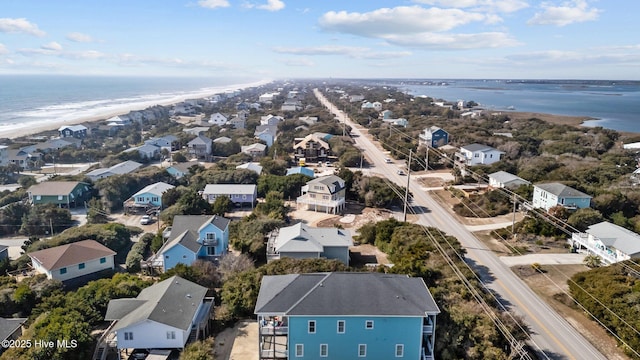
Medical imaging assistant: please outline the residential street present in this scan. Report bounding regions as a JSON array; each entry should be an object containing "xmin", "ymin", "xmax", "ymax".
[{"xmin": 315, "ymin": 89, "xmax": 607, "ymax": 360}]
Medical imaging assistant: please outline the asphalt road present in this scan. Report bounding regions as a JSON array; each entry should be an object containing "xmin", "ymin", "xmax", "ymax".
[{"xmin": 314, "ymin": 89, "xmax": 606, "ymax": 360}]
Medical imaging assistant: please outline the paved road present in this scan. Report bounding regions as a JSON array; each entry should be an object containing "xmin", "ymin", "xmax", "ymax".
[{"xmin": 314, "ymin": 89, "xmax": 606, "ymax": 360}]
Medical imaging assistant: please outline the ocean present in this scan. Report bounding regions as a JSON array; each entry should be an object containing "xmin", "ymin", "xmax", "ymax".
[
  {"xmin": 0, "ymin": 75, "xmax": 266, "ymax": 137},
  {"xmin": 395, "ymin": 79, "xmax": 640, "ymax": 133},
  {"xmin": 1, "ymin": 76, "xmax": 638, "ymax": 135}
]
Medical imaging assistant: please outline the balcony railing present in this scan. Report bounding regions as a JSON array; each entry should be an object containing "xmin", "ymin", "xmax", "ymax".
[
  {"xmin": 571, "ymin": 233, "xmax": 617, "ymax": 264},
  {"xmin": 422, "ymin": 324, "xmax": 433, "ymax": 334},
  {"xmin": 202, "ymin": 238, "xmax": 218, "ymax": 246},
  {"xmin": 260, "ymin": 325, "xmax": 289, "ymax": 336}
]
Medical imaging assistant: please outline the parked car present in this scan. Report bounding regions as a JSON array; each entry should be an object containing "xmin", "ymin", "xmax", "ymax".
[
  {"xmin": 385, "ymin": 158, "xmax": 392, "ymax": 163},
  {"xmin": 397, "ymin": 170, "xmax": 406, "ymax": 176},
  {"xmin": 140, "ymin": 215, "xmax": 152, "ymax": 225}
]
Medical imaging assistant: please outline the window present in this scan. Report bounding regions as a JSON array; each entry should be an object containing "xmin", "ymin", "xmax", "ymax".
[
  {"xmin": 242, "ymin": 194, "xmax": 247, "ymax": 200},
  {"xmin": 395, "ymin": 344, "xmax": 404, "ymax": 357},
  {"xmin": 124, "ymin": 332, "xmax": 133, "ymax": 341},
  {"xmin": 207, "ymin": 247, "xmax": 215, "ymax": 256},
  {"xmin": 308, "ymin": 320, "xmax": 316, "ymax": 334},
  {"xmin": 365, "ymin": 320, "xmax": 374, "ymax": 329},
  {"xmin": 137, "ymin": 196, "xmax": 144, "ymax": 202},
  {"xmin": 337, "ymin": 320, "xmax": 345, "ymax": 334},
  {"xmin": 295, "ymin": 344, "xmax": 304, "ymax": 357},
  {"xmin": 166, "ymin": 331, "xmax": 175, "ymax": 339},
  {"xmin": 59, "ymin": 267, "xmax": 67, "ymax": 275},
  {"xmin": 78, "ymin": 263, "xmax": 85, "ymax": 270},
  {"xmin": 36, "ymin": 195, "xmax": 41, "ymax": 200},
  {"xmin": 152, "ymin": 196, "xmax": 159, "ymax": 202},
  {"xmin": 358, "ymin": 344, "xmax": 367, "ymax": 357},
  {"xmin": 320, "ymin": 344, "xmax": 328, "ymax": 357},
  {"xmin": 58, "ymin": 195, "xmax": 64, "ymax": 200},
  {"xmin": 100, "ymin": 257, "xmax": 106, "ymax": 264},
  {"xmin": 206, "ymin": 233, "xmax": 216, "ymax": 241}
]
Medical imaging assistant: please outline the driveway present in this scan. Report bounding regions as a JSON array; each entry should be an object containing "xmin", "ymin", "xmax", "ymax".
[{"xmin": 500, "ymin": 253, "xmax": 586, "ymax": 266}]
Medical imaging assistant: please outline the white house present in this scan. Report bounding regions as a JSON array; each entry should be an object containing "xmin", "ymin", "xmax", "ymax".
[
  {"xmin": 266, "ymin": 223, "xmax": 353, "ymax": 265},
  {"xmin": 260, "ymin": 114, "xmax": 284, "ymax": 126},
  {"xmin": 86, "ymin": 160, "xmax": 143, "ymax": 181},
  {"xmin": 457, "ymin": 143, "xmax": 505, "ymax": 166},
  {"xmin": 104, "ymin": 276, "xmax": 213, "ymax": 351},
  {"xmin": 570, "ymin": 221, "xmax": 640, "ymax": 264},
  {"xmin": 236, "ymin": 162, "xmax": 263, "ymax": 175},
  {"xmin": 208, "ymin": 112, "xmax": 228, "ymax": 126},
  {"xmin": 28, "ymin": 240, "xmax": 116, "ymax": 282},
  {"xmin": 202, "ymin": 184, "xmax": 257, "ymax": 207},
  {"xmin": 488, "ymin": 171, "xmax": 530, "ymax": 189},
  {"xmin": 532, "ymin": 183, "xmax": 592, "ymax": 211},
  {"xmin": 144, "ymin": 135, "xmax": 179, "ymax": 151},
  {"xmin": 241, "ymin": 143, "xmax": 267, "ymax": 158},
  {"xmin": 296, "ymin": 175, "xmax": 346, "ymax": 214}
]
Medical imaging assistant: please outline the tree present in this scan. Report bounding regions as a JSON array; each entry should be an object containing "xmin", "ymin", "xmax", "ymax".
[
  {"xmin": 173, "ymin": 152, "xmax": 188, "ymax": 163},
  {"xmin": 178, "ymin": 190, "xmax": 213, "ymax": 215},
  {"xmin": 567, "ymin": 208, "xmax": 604, "ymax": 232},
  {"xmin": 18, "ymin": 175, "xmax": 37, "ymax": 189},
  {"xmin": 583, "ymin": 254, "xmax": 601, "ymax": 268},
  {"xmin": 218, "ymin": 253, "xmax": 255, "ymax": 281},
  {"xmin": 179, "ymin": 338, "xmax": 215, "ymax": 360},
  {"xmin": 211, "ymin": 196, "xmax": 232, "ymax": 216},
  {"xmin": 86, "ymin": 197, "xmax": 109, "ymax": 224}
]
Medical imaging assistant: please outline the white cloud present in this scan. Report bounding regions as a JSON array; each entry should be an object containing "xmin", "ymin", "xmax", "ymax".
[
  {"xmin": 198, "ymin": 0, "xmax": 230, "ymax": 9},
  {"xmin": 528, "ymin": 0, "xmax": 600, "ymax": 26},
  {"xmin": 0, "ymin": 18, "xmax": 45, "ymax": 36},
  {"xmin": 384, "ymin": 31, "xmax": 520, "ymax": 49},
  {"xmin": 0, "ymin": 44, "xmax": 8, "ymax": 55},
  {"xmin": 319, "ymin": 6, "xmax": 491, "ymax": 37},
  {"xmin": 280, "ymin": 58, "xmax": 315, "ymax": 66},
  {"xmin": 258, "ymin": 0, "xmax": 285, "ymax": 11},
  {"xmin": 41, "ymin": 42, "xmax": 63, "ymax": 51},
  {"xmin": 413, "ymin": 0, "xmax": 529, "ymax": 13},
  {"xmin": 66, "ymin": 32, "xmax": 94, "ymax": 43},
  {"xmin": 273, "ymin": 45, "xmax": 413, "ymax": 59}
]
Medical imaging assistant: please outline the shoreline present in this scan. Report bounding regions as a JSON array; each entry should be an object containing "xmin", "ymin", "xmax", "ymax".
[{"xmin": 0, "ymin": 79, "xmax": 271, "ymax": 140}]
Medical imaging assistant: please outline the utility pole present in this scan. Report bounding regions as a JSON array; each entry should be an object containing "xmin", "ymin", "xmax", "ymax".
[
  {"xmin": 403, "ymin": 149, "xmax": 412, "ymax": 222},
  {"xmin": 425, "ymin": 144, "xmax": 429, "ymax": 171},
  {"xmin": 511, "ymin": 192, "xmax": 517, "ymax": 238},
  {"xmin": 49, "ymin": 218, "xmax": 54, "ymax": 237}
]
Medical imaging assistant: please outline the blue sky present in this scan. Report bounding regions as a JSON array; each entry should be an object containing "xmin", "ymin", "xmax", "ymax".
[{"xmin": 0, "ymin": 0, "xmax": 638, "ymax": 79}]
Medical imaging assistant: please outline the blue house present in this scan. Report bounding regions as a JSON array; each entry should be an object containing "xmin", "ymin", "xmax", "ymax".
[
  {"xmin": 418, "ymin": 126, "xmax": 449, "ymax": 148},
  {"xmin": 255, "ymin": 272, "xmax": 439, "ymax": 360},
  {"xmin": 166, "ymin": 160, "xmax": 200, "ymax": 179},
  {"xmin": 147, "ymin": 215, "xmax": 230, "ymax": 272},
  {"xmin": 532, "ymin": 183, "xmax": 592, "ymax": 211},
  {"xmin": 124, "ymin": 182, "xmax": 175, "ymax": 214}
]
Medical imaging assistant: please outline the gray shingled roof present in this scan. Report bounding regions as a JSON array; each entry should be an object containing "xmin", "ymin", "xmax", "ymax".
[
  {"xmin": 489, "ymin": 171, "xmax": 529, "ymax": 185},
  {"xmin": 586, "ymin": 222, "xmax": 640, "ymax": 257},
  {"xmin": 105, "ymin": 275, "xmax": 207, "ymax": 331},
  {"xmin": 274, "ymin": 223, "xmax": 352, "ymax": 253},
  {"xmin": 0, "ymin": 317, "xmax": 27, "ymax": 341},
  {"xmin": 188, "ymin": 134, "xmax": 212, "ymax": 146},
  {"xmin": 169, "ymin": 160, "xmax": 200, "ymax": 174},
  {"xmin": 131, "ymin": 182, "xmax": 175, "ymax": 198},
  {"xmin": 535, "ymin": 183, "xmax": 591, "ymax": 198},
  {"xmin": 255, "ymin": 273, "xmax": 439, "ymax": 316},
  {"xmin": 160, "ymin": 215, "xmax": 230, "ymax": 254},
  {"xmin": 307, "ymin": 175, "xmax": 345, "ymax": 194},
  {"xmin": 462, "ymin": 143, "xmax": 500, "ymax": 152}
]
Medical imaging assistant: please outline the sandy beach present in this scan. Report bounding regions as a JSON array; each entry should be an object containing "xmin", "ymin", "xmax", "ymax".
[{"xmin": 0, "ymin": 79, "xmax": 271, "ymax": 140}]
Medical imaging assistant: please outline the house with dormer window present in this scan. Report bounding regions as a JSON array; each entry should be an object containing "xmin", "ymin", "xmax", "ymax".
[
  {"xmin": 104, "ymin": 276, "xmax": 213, "ymax": 352},
  {"xmin": 144, "ymin": 215, "xmax": 230, "ymax": 272},
  {"xmin": 293, "ymin": 134, "xmax": 331, "ymax": 163},
  {"xmin": 296, "ymin": 175, "xmax": 346, "ymax": 214}
]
